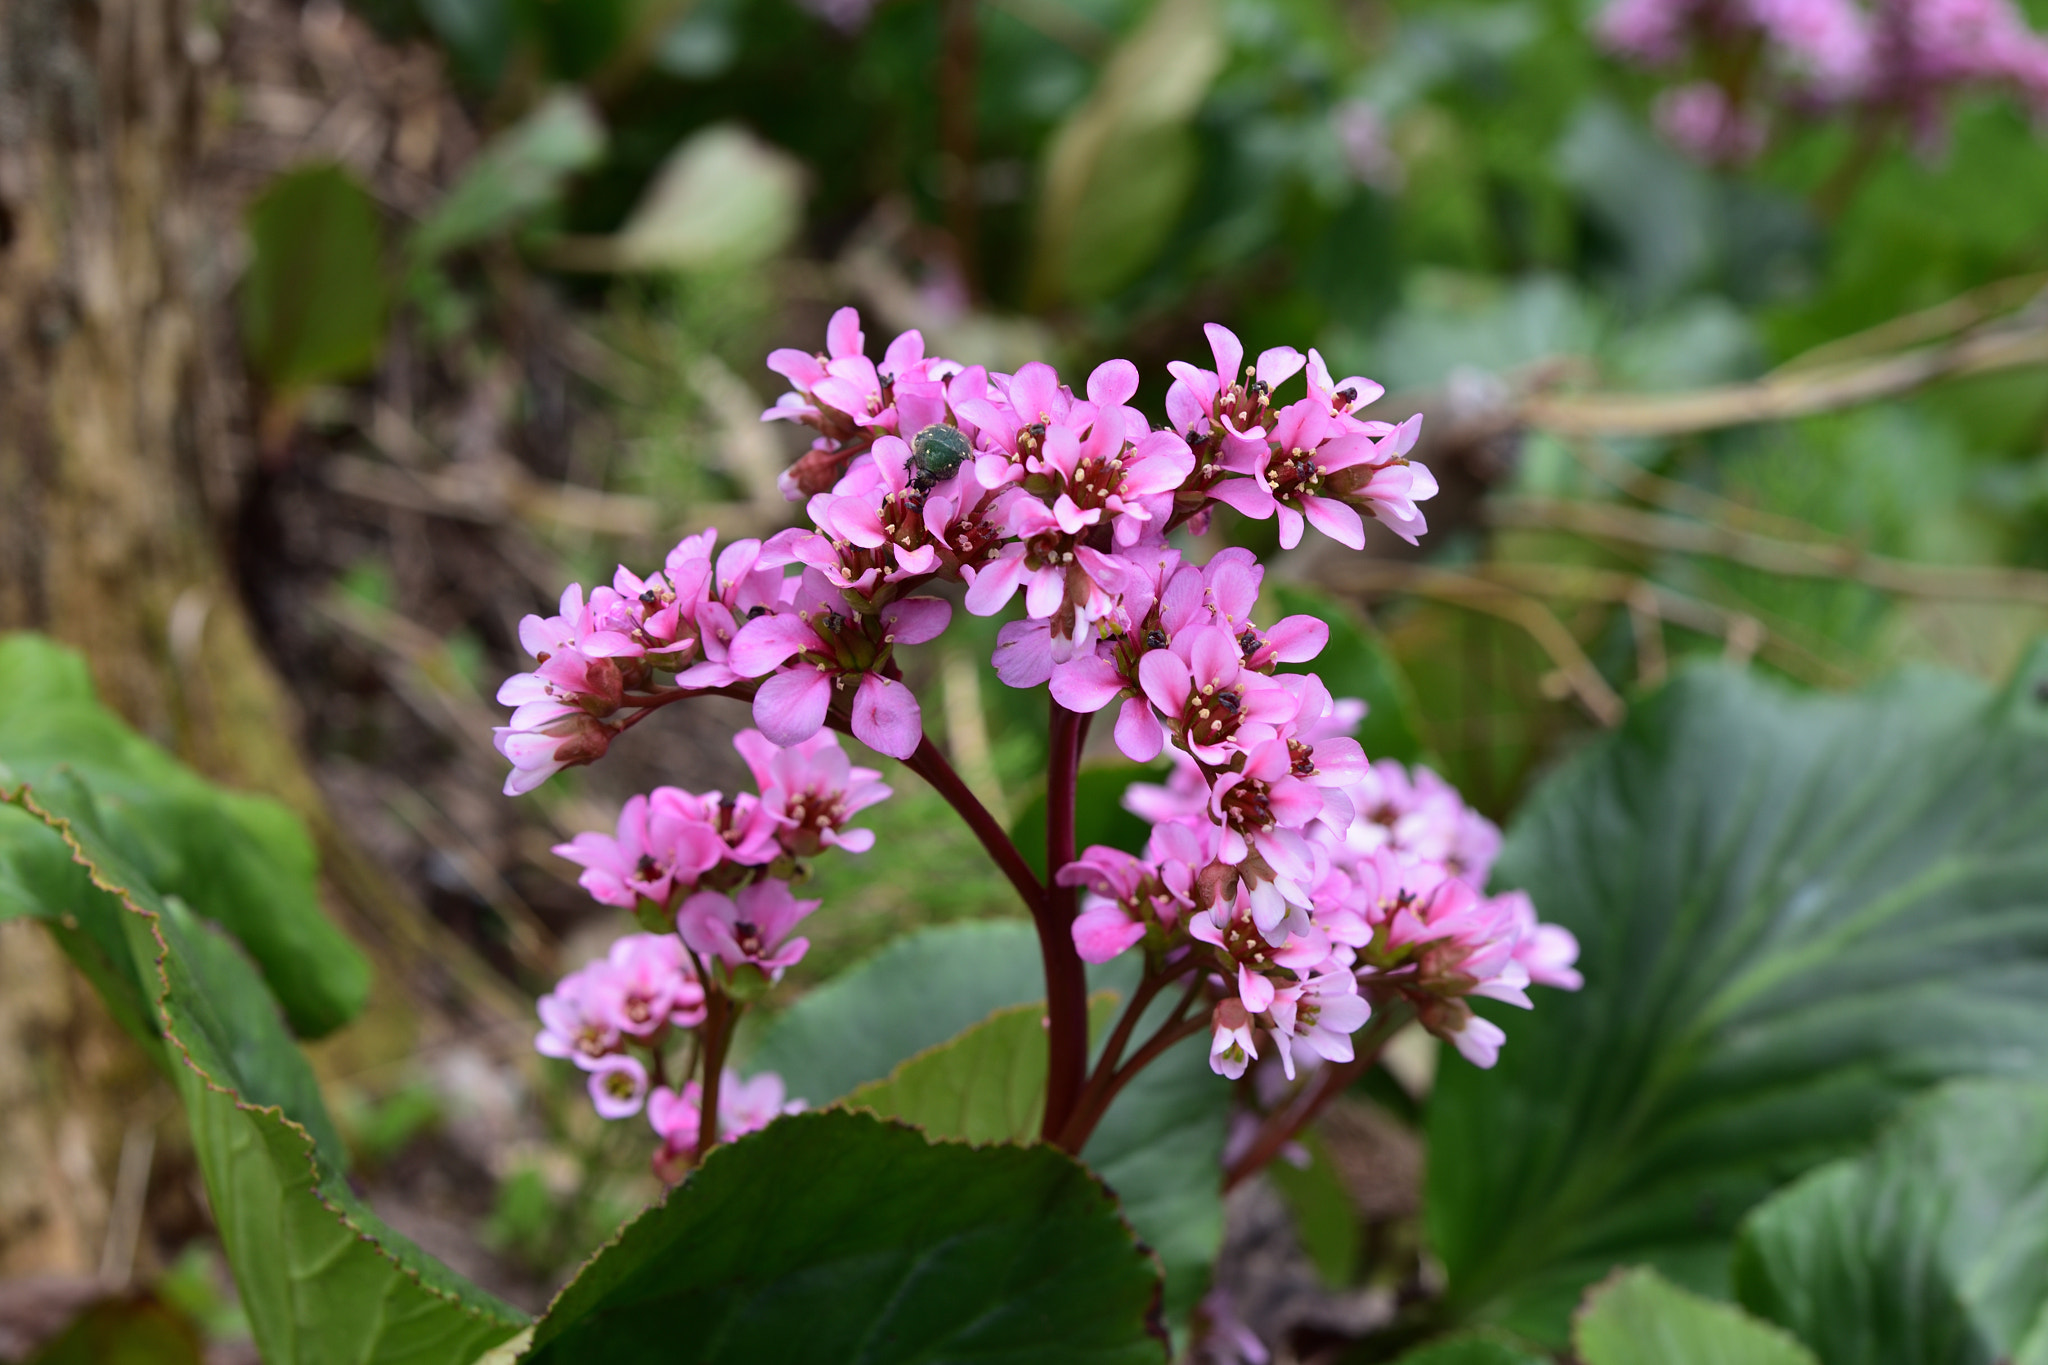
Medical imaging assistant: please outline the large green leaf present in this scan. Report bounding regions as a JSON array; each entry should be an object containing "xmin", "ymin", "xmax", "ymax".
[
  {"xmin": 1271, "ymin": 584, "xmax": 1429, "ymax": 768},
  {"xmin": 1426, "ymin": 651, "xmax": 2048, "ymax": 1342},
  {"xmin": 1734, "ymin": 1078, "xmax": 2048, "ymax": 1365},
  {"xmin": 0, "ymin": 634, "xmax": 368, "ymax": 1036},
  {"xmin": 745, "ymin": 922, "xmax": 1230, "ymax": 1330},
  {"xmin": 240, "ymin": 164, "xmax": 388, "ymax": 389},
  {"xmin": 1575, "ymin": 1267, "xmax": 1817, "ymax": 1365},
  {"xmin": 522, "ymin": 1109, "xmax": 1167, "ymax": 1364},
  {"xmin": 1080, "ymin": 1026, "xmax": 1228, "ymax": 1327},
  {"xmin": 9, "ymin": 781, "xmax": 528, "ymax": 1364}
]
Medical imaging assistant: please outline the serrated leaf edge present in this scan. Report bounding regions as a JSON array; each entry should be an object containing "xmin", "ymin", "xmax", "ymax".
[{"xmin": 8, "ymin": 783, "xmax": 530, "ymax": 1337}]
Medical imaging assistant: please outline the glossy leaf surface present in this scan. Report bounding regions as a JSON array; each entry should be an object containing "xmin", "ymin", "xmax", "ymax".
[
  {"xmin": 523, "ymin": 1110, "xmax": 1167, "ymax": 1364},
  {"xmin": 1735, "ymin": 1078, "xmax": 2048, "ymax": 1365},
  {"xmin": 1428, "ymin": 653, "xmax": 2048, "ymax": 1340}
]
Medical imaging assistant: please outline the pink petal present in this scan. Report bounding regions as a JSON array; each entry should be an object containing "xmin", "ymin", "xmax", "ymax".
[
  {"xmin": 730, "ymin": 613, "xmax": 822, "ymax": 678},
  {"xmin": 1072, "ymin": 905, "xmax": 1146, "ymax": 964},
  {"xmin": 1238, "ymin": 965, "xmax": 1275, "ymax": 1013},
  {"xmin": 992, "ymin": 618, "xmax": 1054, "ymax": 688},
  {"xmin": 752, "ymin": 667, "xmax": 832, "ymax": 747},
  {"xmin": 963, "ymin": 550, "xmax": 1028, "ymax": 616},
  {"xmin": 1188, "ymin": 627, "xmax": 1240, "ymax": 688},
  {"xmin": 1113, "ymin": 696, "xmax": 1166, "ymax": 762},
  {"xmin": 1010, "ymin": 362, "xmax": 1061, "ymax": 423},
  {"xmin": 767, "ymin": 348, "xmax": 826, "ymax": 388},
  {"xmin": 826, "ymin": 306, "xmax": 864, "ymax": 359},
  {"xmin": 1301, "ymin": 495, "xmax": 1366, "ymax": 550},
  {"xmin": 881, "ymin": 328, "xmax": 925, "ymax": 376},
  {"xmin": 1204, "ymin": 323, "xmax": 1244, "ymax": 384},
  {"xmin": 1049, "ymin": 655, "xmax": 1127, "ymax": 712},
  {"xmin": 1308, "ymin": 736, "xmax": 1368, "ymax": 783},
  {"xmin": 1263, "ymin": 616, "xmax": 1327, "ymax": 664},
  {"xmin": 894, "ymin": 381, "xmax": 949, "ymax": 434},
  {"xmin": 851, "ymin": 673, "xmax": 922, "ymax": 759},
  {"xmin": 1138, "ymin": 649, "xmax": 1190, "ymax": 718},
  {"xmin": 1275, "ymin": 504, "xmax": 1306, "ymax": 550},
  {"xmin": 1255, "ymin": 346, "xmax": 1306, "ymax": 388},
  {"xmin": 1024, "ymin": 565, "xmax": 1065, "ymax": 620},
  {"xmin": 1207, "ymin": 478, "xmax": 1276, "ymax": 520},
  {"xmin": 824, "ymin": 826, "xmax": 876, "ymax": 854},
  {"xmin": 883, "ymin": 596, "xmax": 953, "ymax": 645},
  {"xmin": 1086, "ymin": 358, "xmax": 1140, "ymax": 407}
]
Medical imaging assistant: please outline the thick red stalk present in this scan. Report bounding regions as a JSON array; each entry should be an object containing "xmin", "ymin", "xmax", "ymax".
[
  {"xmin": 1040, "ymin": 702, "xmax": 1090, "ymax": 1147},
  {"xmin": 694, "ymin": 989, "xmax": 734, "ymax": 1162}
]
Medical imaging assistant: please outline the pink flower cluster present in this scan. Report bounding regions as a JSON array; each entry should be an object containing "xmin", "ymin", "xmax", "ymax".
[
  {"xmin": 505, "ymin": 305, "xmax": 1563, "ymax": 1137},
  {"xmin": 1600, "ymin": 0, "xmax": 2048, "ymax": 162},
  {"xmin": 535, "ymin": 933, "xmax": 707, "ymax": 1119},
  {"xmin": 550, "ymin": 727, "xmax": 887, "ymax": 907},
  {"xmin": 531, "ymin": 725, "xmax": 880, "ymax": 1171},
  {"xmin": 1070, "ymin": 747, "xmax": 1579, "ymax": 1073},
  {"xmin": 494, "ymin": 310, "xmax": 1435, "ymax": 793}
]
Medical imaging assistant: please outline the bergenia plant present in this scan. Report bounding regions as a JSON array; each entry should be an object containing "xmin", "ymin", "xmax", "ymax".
[{"xmin": 502, "ymin": 309, "xmax": 1580, "ymax": 1180}]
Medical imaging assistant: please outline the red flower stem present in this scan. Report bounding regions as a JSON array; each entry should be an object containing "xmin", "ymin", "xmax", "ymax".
[
  {"xmin": 1058, "ymin": 969, "xmax": 1208, "ymax": 1150},
  {"xmin": 1220, "ymin": 1004, "xmax": 1411, "ymax": 1191},
  {"xmin": 694, "ymin": 989, "xmax": 735, "ymax": 1163},
  {"xmin": 1040, "ymin": 701, "xmax": 1090, "ymax": 1147}
]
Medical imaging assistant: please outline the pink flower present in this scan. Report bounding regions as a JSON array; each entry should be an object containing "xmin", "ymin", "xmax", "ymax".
[
  {"xmin": 678, "ymin": 881, "xmax": 820, "ymax": 981},
  {"xmin": 551, "ymin": 791, "xmax": 730, "ymax": 908},
  {"xmin": 1045, "ymin": 549, "xmax": 1206, "ymax": 761},
  {"xmin": 1267, "ymin": 972, "xmax": 1372, "ymax": 1080},
  {"xmin": 587, "ymin": 1053, "xmax": 650, "ymax": 1119},
  {"xmin": 647, "ymin": 1070, "xmax": 806, "ymax": 1181},
  {"xmin": 1654, "ymin": 82, "xmax": 1769, "ymax": 162},
  {"xmin": 1208, "ymin": 997, "xmax": 1261, "ymax": 1079},
  {"xmin": 535, "ymin": 963, "xmax": 622, "ymax": 1068},
  {"xmin": 648, "ymin": 1081, "xmax": 702, "ymax": 1179},
  {"xmin": 1495, "ymin": 890, "xmax": 1584, "ymax": 990},
  {"xmin": 1165, "ymin": 324, "xmax": 1306, "ymax": 443},
  {"xmin": 718, "ymin": 1071, "xmax": 806, "ymax": 1135},
  {"xmin": 795, "ymin": 431, "xmax": 984, "ymax": 591},
  {"xmin": 1138, "ymin": 624, "xmax": 1298, "ymax": 765},
  {"xmin": 728, "ymin": 572, "xmax": 951, "ymax": 758},
  {"xmin": 1343, "ymin": 760, "xmax": 1501, "ymax": 886},
  {"xmin": 1058, "ymin": 847, "xmax": 1158, "ymax": 963},
  {"xmin": 492, "ymin": 710, "xmax": 616, "ymax": 796},
  {"xmin": 961, "ymin": 501, "xmax": 1129, "ymax": 662},
  {"xmin": 593, "ymin": 933, "xmax": 707, "ymax": 1035},
  {"xmin": 733, "ymin": 727, "xmax": 892, "ymax": 856},
  {"xmin": 1211, "ymin": 399, "xmax": 1435, "ymax": 551}
]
